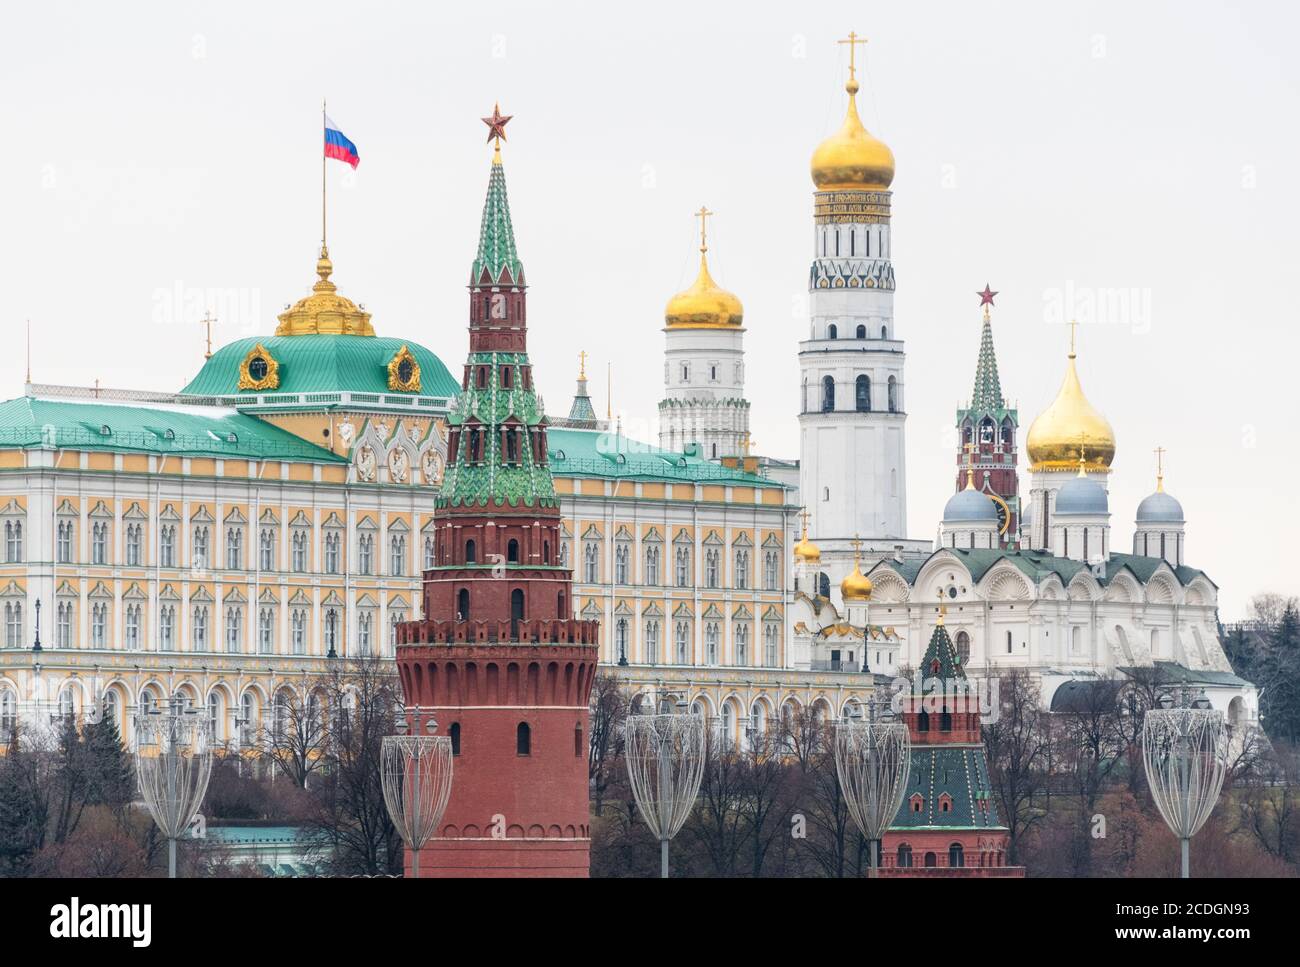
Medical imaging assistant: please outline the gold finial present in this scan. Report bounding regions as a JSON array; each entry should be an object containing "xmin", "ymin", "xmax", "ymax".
[
  {"xmin": 850, "ymin": 534, "xmax": 863, "ymax": 562},
  {"xmin": 741, "ymin": 432, "xmax": 754, "ymax": 457},
  {"xmin": 1154, "ymin": 446, "xmax": 1166, "ymax": 493},
  {"xmin": 799, "ymin": 508, "xmax": 811, "ymax": 538},
  {"xmin": 1068, "ymin": 318, "xmax": 1079, "ymax": 359},
  {"xmin": 837, "ymin": 31, "xmax": 869, "ymax": 94},
  {"xmin": 1076, "ymin": 435, "xmax": 1089, "ymax": 477},
  {"xmin": 937, "ymin": 602, "xmax": 947, "ymax": 626},
  {"xmin": 578, "ymin": 349, "xmax": 588, "ymax": 380},
  {"xmin": 695, "ymin": 205, "xmax": 713, "ymax": 254},
  {"xmin": 201, "ymin": 310, "xmax": 217, "ymax": 360},
  {"xmin": 963, "ymin": 441, "xmax": 978, "ymax": 489}
]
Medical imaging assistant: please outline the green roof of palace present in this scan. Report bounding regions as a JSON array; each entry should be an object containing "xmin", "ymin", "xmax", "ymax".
[
  {"xmin": 179, "ymin": 335, "xmax": 459, "ymax": 400},
  {"xmin": 0, "ymin": 397, "xmax": 345, "ymax": 462},
  {"xmin": 546, "ymin": 428, "xmax": 785, "ymax": 488}
]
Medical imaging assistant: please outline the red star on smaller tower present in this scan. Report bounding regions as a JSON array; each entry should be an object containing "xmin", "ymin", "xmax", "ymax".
[
  {"xmin": 977, "ymin": 284, "xmax": 998, "ymax": 308},
  {"xmin": 481, "ymin": 103, "xmax": 512, "ymax": 146}
]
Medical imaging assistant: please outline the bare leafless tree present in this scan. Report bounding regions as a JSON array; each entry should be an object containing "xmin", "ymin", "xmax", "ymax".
[
  {"xmin": 588, "ymin": 673, "xmax": 629, "ymax": 816},
  {"xmin": 983, "ymin": 669, "xmax": 1050, "ymax": 863}
]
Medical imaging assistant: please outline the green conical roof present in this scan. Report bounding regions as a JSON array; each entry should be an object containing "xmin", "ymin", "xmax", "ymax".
[
  {"xmin": 470, "ymin": 159, "xmax": 524, "ymax": 286},
  {"xmin": 921, "ymin": 619, "xmax": 966, "ymax": 680},
  {"xmin": 970, "ymin": 313, "xmax": 1004, "ymax": 412}
]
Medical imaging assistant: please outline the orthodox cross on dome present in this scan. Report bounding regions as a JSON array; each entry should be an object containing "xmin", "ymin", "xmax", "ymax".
[
  {"xmin": 578, "ymin": 349, "xmax": 588, "ymax": 380},
  {"xmin": 1068, "ymin": 318, "xmax": 1080, "ymax": 357},
  {"xmin": 481, "ymin": 102, "xmax": 513, "ymax": 151},
  {"xmin": 1154, "ymin": 446, "xmax": 1167, "ymax": 492},
  {"xmin": 695, "ymin": 205, "xmax": 713, "ymax": 253},
  {"xmin": 798, "ymin": 507, "xmax": 812, "ymax": 535},
  {"xmin": 837, "ymin": 31, "xmax": 869, "ymax": 84},
  {"xmin": 200, "ymin": 310, "xmax": 217, "ymax": 360}
]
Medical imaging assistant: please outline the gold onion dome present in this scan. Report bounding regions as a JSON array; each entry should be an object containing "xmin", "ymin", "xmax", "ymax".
[
  {"xmin": 664, "ymin": 218, "xmax": 744, "ymax": 330},
  {"xmin": 810, "ymin": 75, "xmax": 895, "ymax": 191},
  {"xmin": 840, "ymin": 561, "xmax": 873, "ymax": 602},
  {"xmin": 275, "ymin": 245, "xmax": 375, "ymax": 337},
  {"xmin": 793, "ymin": 515, "xmax": 821, "ymax": 563},
  {"xmin": 1026, "ymin": 348, "xmax": 1116, "ymax": 471}
]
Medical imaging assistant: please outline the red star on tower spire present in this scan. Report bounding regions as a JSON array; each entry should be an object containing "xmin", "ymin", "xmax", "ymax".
[
  {"xmin": 976, "ymin": 284, "xmax": 998, "ymax": 308},
  {"xmin": 481, "ymin": 103, "xmax": 512, "ymax": 149}
]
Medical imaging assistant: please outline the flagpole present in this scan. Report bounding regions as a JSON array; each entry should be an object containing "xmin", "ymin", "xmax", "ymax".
[{"xmin": 322, "ymin": 98, "xmax": 327, "ymax": 251}]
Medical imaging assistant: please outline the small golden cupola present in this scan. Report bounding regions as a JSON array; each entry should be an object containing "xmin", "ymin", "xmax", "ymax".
[
  {"xmin": 810, "ymin": 32, "xmax": 895, "ymax": 192},
  {"xmin": 793, "ymin": 510, "xmax": 821, "ymax": 563},
  {"xmin": 1025, "ymin": 325, "xmax": 1116, "ymax": 471},
  {"xmin": 664, "ymin": 207, "xmax": 744, "ymax": 330},
  {"xmin": 840, "ymin": 536, "xmax": 873, "ymax": 602},
  {"xmin": 275, "ymin": 245, "xmax": 375, "ymax": 336}
]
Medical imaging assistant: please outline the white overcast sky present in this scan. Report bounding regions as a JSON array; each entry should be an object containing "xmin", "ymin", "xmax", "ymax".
[{"xmin": 2, "ymin": 1, "xmax": 1297, "ymax": 618}]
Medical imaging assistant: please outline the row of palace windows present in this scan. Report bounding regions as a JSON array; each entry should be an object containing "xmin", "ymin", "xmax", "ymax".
[
  {"xmin": 569, "ymin": 543, "xmax": 781, "ymax": 591},
  {"xmin": 892, "ymin": 844, "xmax": 999, "ymax": 869},
  {"xmin": 43, "ymin": 520, "xmax": 414, "ymax": 578},
  {"xmin": 2, "ymin": 601, "xmax": 405, "ymax": 656},
  {"xmin": 612, "ymin": 617, "xmax": 781, "ymax": 667},
  {"xmin": 808, "ymin": 374, "xmax": 898, "ymax": 414},
  {"xmin": 442, "ymin": 721, "xmax": 585, "ymax": 759}
]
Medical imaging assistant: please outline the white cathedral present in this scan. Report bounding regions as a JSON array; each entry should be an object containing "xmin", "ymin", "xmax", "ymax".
[{"xmin": 658, "ymin": 42, "xmax": 1257, "ymax": 729}]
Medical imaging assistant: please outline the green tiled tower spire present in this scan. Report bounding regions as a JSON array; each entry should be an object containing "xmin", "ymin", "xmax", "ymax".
[
  {"xmin": 470, "ymin": 157, "xmax": 524, "ymax": 286},
  {"xmin": 970, "ymin": 310, "xmax": 1004, "ymax": 411},
  {"xmin": 919, "ymin": 613, "xmax": 966, "ymax": 680},
  {"xmin": 439, "ymin": 150, "xmax": 556, "ymax": 510}
]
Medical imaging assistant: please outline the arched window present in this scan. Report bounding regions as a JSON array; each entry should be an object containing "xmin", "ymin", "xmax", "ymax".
[
  {"xmin": 827, "ymin": 324, "xmax": 838, "ymax": 339},
  {"xmin": 516, "ymin": 722, "xmax": 531, "ymax": 756},
  {"xmin": 955, "ymin": 630, "xmax": 971, "ymax": 665},
  {"xmin": 924, "ymin": 851, "xmax": 937, "ymax": 868},
  {"xmin": 918, "ymin": 709, "xmax": 930, "ymax": 732},
  {"xmin": 940, "ymin": 709, "xmax": 952, "ymax": 732},
  {"xmin": 949, "ymin": 843, "xmax": 965, "ymax": 868},
  {"xmin": 507, "ymin": 538, "xmax": 519, "ymax": 564},
  {"xmin": 855, "ymin": 374, "xmax": 871, "ymax": 412},
  {"xmin": 887, "ymin": 375, "xmax": 898, "ymax": 412},
  {"xmin": 821, "ymin": 375, "xmax": 835, "ymax": 412},
  {"xmin": 897, "ymin": 844, "xmax": 913, "ymax": 868},
  {"xmin": 457, "ymin": 588, "xmax": 470, "ymax": 621},
  {"xmin": 450, "ymin": 722, "xmax": 461, "ymax": 755},
  {"xmin": 855, "ymin": 324, "xmax": 866, "ymax": 339},
  {"xmin": 465, "ymin": 539, "xmax": 476, "ymax": 564},
  {"xmin": 880, "ymin": 324, "xmax": 888, "ymax": 339}
]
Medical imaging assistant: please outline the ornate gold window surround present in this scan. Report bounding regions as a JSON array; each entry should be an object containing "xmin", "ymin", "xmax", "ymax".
[
  {"xmin": 238, "ymin": 343, "xmax": 280, "ymax": 391},
  {"xmin": 387, "ymin": 344, "xmax": 421, "ymax": 392}
]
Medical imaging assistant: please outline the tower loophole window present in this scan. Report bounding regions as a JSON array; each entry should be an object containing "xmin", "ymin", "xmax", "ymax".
[
  {"xmin": 507, "ymin": 539, "xmax": 519, "ymax": 563},
  {"xmin": 516, "ymin": 722, "xmax": 531, "ymax": 756},
  {"xmin": 450, "ymin": 722, "xmax": 461, "ymax": 755}
]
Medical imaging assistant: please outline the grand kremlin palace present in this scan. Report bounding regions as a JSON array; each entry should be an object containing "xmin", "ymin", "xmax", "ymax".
[{"xmin": 0, "ymin": 233, "xmax": 853, "ymax": 750}]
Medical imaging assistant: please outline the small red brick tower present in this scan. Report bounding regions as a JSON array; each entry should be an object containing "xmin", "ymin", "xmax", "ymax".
[
  {"xmin": 395, "ymin": 108, "xmax": 599, "ymax": 878},
  {"xmin": 955, "ymin": 285, "xmax": 1019, "ymax": 545},
  {"xmin": 881, "ymin": 611, "xmax": 1024, "ymax": 876}
]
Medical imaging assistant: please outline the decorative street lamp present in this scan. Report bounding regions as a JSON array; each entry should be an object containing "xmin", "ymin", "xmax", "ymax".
[
  {"xmin": 381, "ymin": 706, "xmax": 454, "ymax": 879},
  {"xmin": 624, "ymin": 709, "xmax": 707, "ymax": 878},
  {"xmin": 32, "ymin": 598, "xmax": 42, "ymax": 652},
  {"xmin": 135, "ymin": 705, "xmax": 213, "ymax": 878},
  {"xmin": 326, "ymin": 609, "xmax": 339, "ymax": 659},
  {"xmin": 834, "ymin": 692, "xmax": 910, "ymax": 878},
  {"xmin": 1142, "ymin": 689, "xmax": 1227, "ymax": 879}
]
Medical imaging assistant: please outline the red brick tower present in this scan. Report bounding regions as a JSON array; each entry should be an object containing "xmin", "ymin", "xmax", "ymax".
[
  {"xmin": 395, "ymin": 109, "xmax": 599, "ymax": 877},
  {"xmin": 955, "ymin": 286, "xmax": 1020, "ymax": 545},
  {"xmin": 881, "ymin": 614, "xmax": 1024, "ymax": 876}
]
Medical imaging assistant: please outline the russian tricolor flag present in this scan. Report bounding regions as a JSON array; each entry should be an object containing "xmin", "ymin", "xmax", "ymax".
[{"xmin": 324, "ymin": 115, "xmax": 360, "ymax": 168}]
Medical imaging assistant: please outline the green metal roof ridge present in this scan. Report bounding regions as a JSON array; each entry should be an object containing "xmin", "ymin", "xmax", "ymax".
[
  {"xmin": 547, "ymin": 427, "xmax": 783, "ymax": 487},
  {"xmin": 0, "ymin": 396, "xmax": 346, "ymax": 463}
]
